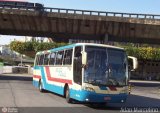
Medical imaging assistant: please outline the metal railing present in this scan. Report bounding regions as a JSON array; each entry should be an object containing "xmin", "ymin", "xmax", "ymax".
[
  {"xmin": 0, "ymin": 5, "xmax": 160, "ymax": 20},
  {"xmin": 44, "ymin": 7, "xmax": 160, "ymax": 19}
]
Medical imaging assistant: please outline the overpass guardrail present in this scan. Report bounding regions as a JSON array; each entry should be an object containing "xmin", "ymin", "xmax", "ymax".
[
  {"xmin": 0, "ymin": 5, "xmax": 160, "ymax": 20},
  {"xmin": 45, "ymin": 7, "xmax": 160, "ymax": 20}
]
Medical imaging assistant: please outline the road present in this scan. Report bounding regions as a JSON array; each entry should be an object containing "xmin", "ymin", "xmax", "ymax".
[
  {"xmin": 0, "ymin": 74, "xmax": 160, "ymax": 113},
  {"xmin": 130, "ymin": 80, "xmax": 160, "ymax": 99}
]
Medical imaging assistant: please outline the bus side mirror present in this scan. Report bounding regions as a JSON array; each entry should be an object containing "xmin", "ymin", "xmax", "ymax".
[
  {"xmin": 81, "ymin": 51, "xmax": 87, "ymax": 65},
  {"xmin": 128, "ymin": 56, "xmax": 138, "ymax": 71}
]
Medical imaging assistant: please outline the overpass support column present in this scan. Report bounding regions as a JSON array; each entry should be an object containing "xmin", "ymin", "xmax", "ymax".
[{"xmin": 104, "ymin": 34, "xmax": 108, "ymax": 44}]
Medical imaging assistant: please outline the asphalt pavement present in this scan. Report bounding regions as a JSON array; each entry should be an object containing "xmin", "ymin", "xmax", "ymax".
[{"xmin": 0, "ymin": 74, "xmax": 159, "ymax": 113}]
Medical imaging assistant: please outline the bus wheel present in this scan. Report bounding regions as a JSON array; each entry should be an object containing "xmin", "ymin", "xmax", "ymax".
[
  {"xmin": 39, "ymin": 80, "xmax": 44, "ymax": 92},
  {"xmin": 65, "ymin": 86, "xmax": 72, "ymax": 103}
]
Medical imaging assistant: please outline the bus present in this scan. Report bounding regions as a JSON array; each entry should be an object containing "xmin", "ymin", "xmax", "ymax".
[
  {"xmin": 0, "ymin": 0, "xmax": 44, "ymax": 11},
  {"xmin": 33, "ymin": 43, "xmax": 137, "ymax": 104}
]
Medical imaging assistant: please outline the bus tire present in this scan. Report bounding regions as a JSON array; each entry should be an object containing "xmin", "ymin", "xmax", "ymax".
[
  {"xmin": 39, "ymin": 80, "xmax": 44, "ymax": 92},
  {"xmin": 65, "ymin": 86, "xmax": 72, "ymax": 103}
]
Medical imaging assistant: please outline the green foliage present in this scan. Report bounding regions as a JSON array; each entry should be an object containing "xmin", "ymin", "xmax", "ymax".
[
  {"xmin": 10, "ymin": 41, "xmax": 25, "ymax": 54},
  {"xmin": 10, "ymin": 41, "xmax": 68, "ymax": 58},
  {"xmin": 35, "ymin": 42, "xmax": 56, "ymax": 52},
  {"xmin": 10, "ymin": 40, "xmax": 160, "ymax": 60},
  {"xmin": 0, "ymin": 58, "xmax": 3, "ymax": 62},
  {"xmin": 23, "ymin": 41, "xmax": 34, "ymax": 51},
  {"xmin": 124, "ymin": 46, "xmax": 160, "ymax": 60},
  {"xmin": 35, "ymin": 42, "xmax": 68, "ymax": 52},
  {"xmin": 55, "ymin": 42, "xmax": 68, "ymax": 48}
]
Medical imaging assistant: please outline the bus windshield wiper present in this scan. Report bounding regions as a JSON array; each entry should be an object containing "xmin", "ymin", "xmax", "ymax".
[
  {"xmin": 88, "ymin": 80, "xmax": 98, "ymax": 85},
  {"xmin": 88, "ymin": 79, "xmax": 106, "ymax": 86},
  {"xmin": 107, "ymin": 76, "xmax": 120, "ymax": 86}
]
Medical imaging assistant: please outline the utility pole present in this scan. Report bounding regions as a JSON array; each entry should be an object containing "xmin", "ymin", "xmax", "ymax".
[{"xmin": 21, "ymin": 54, "xmax": 23, "ymax": 66}]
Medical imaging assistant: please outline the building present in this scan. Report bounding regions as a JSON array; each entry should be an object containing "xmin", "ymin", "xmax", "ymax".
[
  {"xmin": 0, "ymin": 45, "xmax": 18, "ymax": 57},
  {"xmin": 18, "ymin": 36, "xmax": 53, "ymax": 43}
]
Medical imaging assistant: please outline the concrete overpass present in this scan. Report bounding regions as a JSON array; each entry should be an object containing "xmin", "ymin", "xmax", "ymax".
[{"xmin": 0, "ymin": 6, "xmax": 160, "ymax": 44}]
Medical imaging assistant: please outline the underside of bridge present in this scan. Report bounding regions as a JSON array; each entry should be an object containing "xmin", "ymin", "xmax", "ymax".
[{"xmin": 0, "ymin": 8, "xmax": 160, "ymax": 44}]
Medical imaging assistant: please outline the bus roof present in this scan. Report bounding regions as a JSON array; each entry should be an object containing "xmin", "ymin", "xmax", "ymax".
[{"xmin": 36, "ymin": 43, "xmax": 124, "ymax": 55}]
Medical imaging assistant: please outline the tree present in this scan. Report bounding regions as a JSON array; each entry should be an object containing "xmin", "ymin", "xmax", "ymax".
[
  {"xmin": 10, "ymin": 41, "xmax": 68, "ymax": 58},
  {"xmin": 10, "ymin": 41, "xmax": 25, "ymax": 54}
]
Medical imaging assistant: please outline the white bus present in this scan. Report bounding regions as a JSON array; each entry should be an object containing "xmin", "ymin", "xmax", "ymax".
[{"xmin": 33, "ymin": 43, "xmax": 137, "ymax": 104}]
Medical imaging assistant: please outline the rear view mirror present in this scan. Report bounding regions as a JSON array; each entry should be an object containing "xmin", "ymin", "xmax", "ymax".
[
  {"xmin": 128, "ymin": 56, "xmax": 138, "ymax": 71},
  {"xmin": 81, "ymin": 51, "xmax": 87, "ymax": 65}
]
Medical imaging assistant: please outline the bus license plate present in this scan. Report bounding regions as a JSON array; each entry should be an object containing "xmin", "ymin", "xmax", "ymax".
[{"xmin": 104, "ymin": 97, "xmax": 111, "ymax": 100}]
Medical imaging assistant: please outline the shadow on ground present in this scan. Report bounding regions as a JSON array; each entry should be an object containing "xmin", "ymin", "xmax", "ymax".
[
  {"xmin": 85, "ymin": 94, "xmax": 160, "ymax": 110},
  {"xmin": 42, "ymin": 89, "xmax": 160, "ymax": 110},
  {"xmin": 0, "ymin": 74, "xmax": 32, "ymax": 81}
]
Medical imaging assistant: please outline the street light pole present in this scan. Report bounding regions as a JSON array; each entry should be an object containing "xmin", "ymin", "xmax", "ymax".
[{"xmin": 21, "ymin": 54, "xmax": 23, "ymax": 66}]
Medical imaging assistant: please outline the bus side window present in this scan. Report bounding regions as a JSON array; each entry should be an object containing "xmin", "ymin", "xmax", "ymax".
[
  {"xmin": 49, "ymin": 52, "xmax": 56, "ymax": 65},
  {"xmin": 44, "ymin": 53, "xmax": 50, "ymax": 65},
  {"xmin": 73, "ymin": 46, "xmax": 82, "ymax": 85},
  {"xmin": 26, "ymin": 3, "xmax": 34, "ymax": 8},
  {"xmin": 35, "ymin": 55, "xmax": 40, "ymax": 66},
  {"xmin": 39, "ymin": 54, "xmax": 44, "ymax": 65},
  {"xmin": 55, "ymin": 51, "xmax": 64, "ymax": 65},
  {"xmin": 16, "ymin": 2, "xmax": 27, "ymax": 7},
  {"xmin": 63, "ymin": 49, "xmax": 73, "ymax": 65}
]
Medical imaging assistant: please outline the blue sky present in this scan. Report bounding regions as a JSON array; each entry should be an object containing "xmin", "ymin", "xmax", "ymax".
[
  {"xmin": 34, "ymin": 0, "xmax": 160, "ymax": 14},
  {"xmin": 0, "ymin": 0, "xmax": 160, "ymax": 45}
]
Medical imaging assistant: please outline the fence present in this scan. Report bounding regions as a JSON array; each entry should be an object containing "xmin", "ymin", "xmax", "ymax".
[
  {"xmin": 0, "ymin": 62, "xmax": 3, "ymax": 74},
  {"xmin": 2, "ymin": 66, "xmax": 33, "ymax": 74},
  {"xmin": 0, "ymin": 4, "xmax": 160, "ymax": 19}
]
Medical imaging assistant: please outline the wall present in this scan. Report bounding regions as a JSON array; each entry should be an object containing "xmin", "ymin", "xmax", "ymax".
[
  {"xmin": 2, "ymin": 66, "xmax": 33, "ymax": 74},
  {"xmin": 0, "ymin": 62, "xmax": 3, "ymax": 74},
  {"xmin": 131, "ymin": 60, "xmax": 160, "ymax": 80}
]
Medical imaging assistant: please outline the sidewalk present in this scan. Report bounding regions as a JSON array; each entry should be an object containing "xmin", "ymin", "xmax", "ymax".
[
  {"xmin": 0, "ymin": 73, "xmax": 32, "ymax": 77},
  {"xmin": 130, "ymin": 80, "xmax": 160, "ymax": 84}
]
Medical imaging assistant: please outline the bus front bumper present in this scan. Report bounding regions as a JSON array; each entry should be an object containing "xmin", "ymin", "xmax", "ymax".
[{"xmin": 71, "ymin": 90, "xmax": 128, "ymax": 103}]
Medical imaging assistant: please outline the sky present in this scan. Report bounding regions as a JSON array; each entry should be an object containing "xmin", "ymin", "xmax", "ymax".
[{"xmin": 0, "ymin": 0, "xmax": 160, "ymax": 45}]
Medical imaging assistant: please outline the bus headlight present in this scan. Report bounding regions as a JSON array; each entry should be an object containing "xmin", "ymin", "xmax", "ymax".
[
  {"xmin": 120, "ymin": 89, "xmax": 127, "ymax": 93},
  {"xmin": 83, "ymin": 87, "xmax": 95, "ymax": 92}
]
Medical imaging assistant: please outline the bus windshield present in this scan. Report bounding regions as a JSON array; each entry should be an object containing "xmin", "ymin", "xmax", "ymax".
[{"xmin": 84, "ymin": 46, "xmax": 128, "ymax": 86}]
